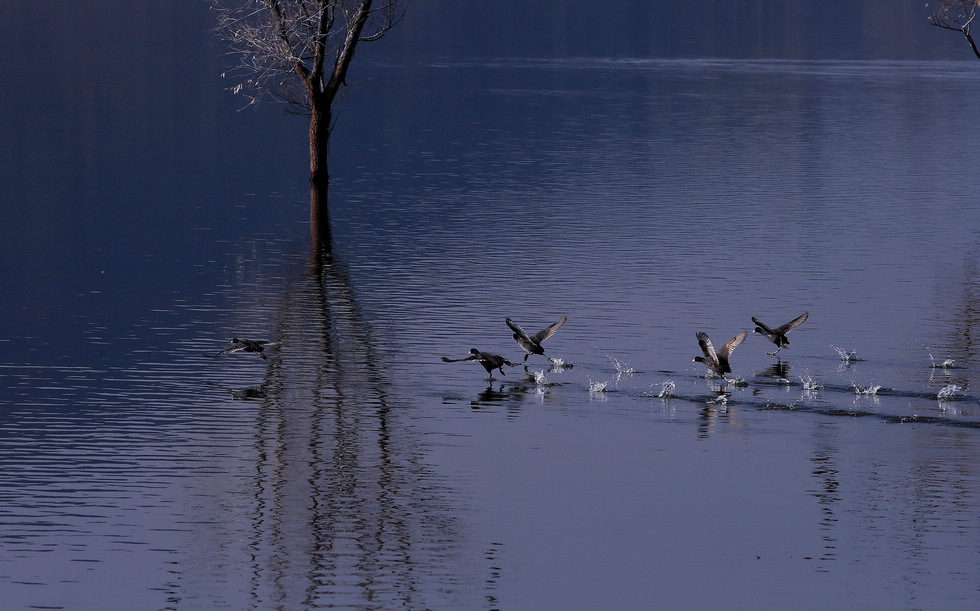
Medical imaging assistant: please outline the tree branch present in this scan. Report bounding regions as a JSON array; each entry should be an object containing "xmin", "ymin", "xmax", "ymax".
[
  {"xmin": 929, "ymin": 0, "xmax": 980, "ymax": 59},
  {"xmin": 267, "ymin": 0, "xmax": 312, "ymax": 82},
  {"xmin": 324, "ymin": 0, "xmax": 374, "ymax": 102}
]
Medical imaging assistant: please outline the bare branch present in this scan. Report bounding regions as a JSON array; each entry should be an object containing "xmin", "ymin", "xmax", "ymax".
[
  {"xmin": 213, "ymin": 0, "xmax": 405, "ymax": 113},
  {"xmin": 929, "ymin": 0, "xmax": 980, "ymax": 59}
]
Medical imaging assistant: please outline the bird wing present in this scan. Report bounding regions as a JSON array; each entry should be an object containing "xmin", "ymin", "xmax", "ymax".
[
  {"xmin": 775, "ymin": 311, "xmax": 809, "ymax": 335},
  {"xmin": 210, "ymin": 344, "xmax": 246, "ymax": 357},
  {"xmin": 719, "ymin": 331, "xmax": 748, "ymax": 358},
  {"xmin": 442, "ymin": 355, "xmax": 478, "ymax": 363},
  {"xmin": 480, "ymin": 353, "xmax": 506, "ymax": 367},
  {"xmin": 506, "ymin": 318, "xmax": 533, "ymax": 343},
  {"xmin": 531, "ymin": 314, "xmax": 567, "ymax": 343},
  {"xmin": 751, "ymin": 317, "xmax": 777, "ymax": 336},
  {"xmin": 696, "ymin": 332, "xmax": 718, "ymax": 363}
]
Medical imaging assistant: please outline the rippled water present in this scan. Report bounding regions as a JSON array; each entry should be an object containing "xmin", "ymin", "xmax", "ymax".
[{"xmin": 4, "ymin": 54, "xmax": 980, "ymax": 609}]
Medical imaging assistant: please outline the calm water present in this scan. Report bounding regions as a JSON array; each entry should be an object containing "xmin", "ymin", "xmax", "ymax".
[{"xmin": 3, "ymin": 28, "xmax": 980, "ymax": 611}]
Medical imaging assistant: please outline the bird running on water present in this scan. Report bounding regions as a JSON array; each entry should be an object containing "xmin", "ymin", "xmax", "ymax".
[
  {"xmin": 442, "ymin": 349, "xmax": 520, "ymax": 380},
  {"xmin": 752, "ymin": 311, "xmax": 809, "ymax": 356},
  {"xmin": 694, "ymin": 331, "xmax": 747, "ymax": 379},
  {"xmin": 506, "ymin": 315, "xmax": 567, "ymax": 363},
  {"xmin": 207, "ymin": 338, "xmax": 275, "ymax": 360}
]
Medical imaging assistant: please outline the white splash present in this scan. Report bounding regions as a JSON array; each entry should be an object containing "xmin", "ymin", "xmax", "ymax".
[
  {"xmin": 549, "ymin": 357, "xmax": 571, "ymax": 372},
  {"xmin": 929, "ymin": 353, "xmax": 955, "ymax": 369},
  {"xmin": 607, "ymin": 355, "xmax": 636, "ymax": 376},
  {"xmin": 834, "ymin": 346, "xmax": 862, "ymax": 363},
  {"xmin": 937, "ymin": 384, "xmax": 962, "ymax": 401},
  {"xmin": 800, "ymin": 376, "xmax": 823, "ymax": 391},
  {"xmin": 588, "ymin": 377, "xmax": 608, "ymax": 393},
  {"xmin": 852, "ymin": 382, "xmax": 881, "ymax": 395},
  {"xmin": 709, "ymin": 393, "xmax": 729, "ymax": 406},
  {"xmin": 531, "ymin": 369, "xmax": 548, "ymax": 385},
  {"xmin": 657, "ymin": 380, "xmax": 676, "ymax": 398}
]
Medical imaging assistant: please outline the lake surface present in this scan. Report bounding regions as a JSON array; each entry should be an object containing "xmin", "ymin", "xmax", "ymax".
[{"xmin": 3, "ymin": 30, "xmax": 980, "ymax": 611}]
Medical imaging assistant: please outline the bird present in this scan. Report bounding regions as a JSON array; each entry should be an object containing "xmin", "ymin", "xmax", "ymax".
[
  {"xmin": 506, "ymin": 315, "xmax": 567, "ymax": 363},
  {"xmin": 694, "ymin": 331, "xmax": 747, "ymax": 378},
  {"xmin": 751, "ymin": 312, "xmax": 809, "ymax": 356},
  {"xmin": 207, "ymin": 338, "xmax": 274, "ymax": 360},
  {"xmin": 442, "ymin": 349, "xmax": 520, "ymax": 380}
]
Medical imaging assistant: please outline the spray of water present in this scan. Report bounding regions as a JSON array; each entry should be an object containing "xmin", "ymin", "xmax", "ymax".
[
  {"xmin": 588, "ymin": 377, "xmax": 608, "ymax": 393},
  {"xmin": 657, "ymin": 380, "xmax": 675, "ymax": 398},
  {"xmin": 834, "ymin": 346, "xmax": 862, "ymax": 363},
  {"xmin": 800, "ymin": 376, "xmax": 823, "ymax": 391},
  {"xmin": 549, "ymin": 357, "xmax": 571, "ymax": 372},
  {"xmin": 937, "ymin": 384, "xmax": 961, "ymax": 401},
  {"xmin": 607, "ymin": 355, "xmax": 636, "ymax": 376},
  {"xmin": 929, "ymin": 353, "xmax": 955, "ymax": 369},
  {"xmin": 852, "ymin": 382, "xmax": 881, "ymax": 395}
]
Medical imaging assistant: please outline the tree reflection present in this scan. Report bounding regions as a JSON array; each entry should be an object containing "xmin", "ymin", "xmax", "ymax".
[{"xmin": 244, "ymin": 245, "xmax": 463, "ymax": 608}]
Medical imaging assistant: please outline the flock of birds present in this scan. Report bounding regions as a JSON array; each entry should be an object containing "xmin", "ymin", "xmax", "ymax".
[
  {"xmin": 206, "ymin": 311, "xmax": 811, "ymax": 383},
  {"xmin": 440, "ymin": 311, "xmax": 811, "ymax": 381}
]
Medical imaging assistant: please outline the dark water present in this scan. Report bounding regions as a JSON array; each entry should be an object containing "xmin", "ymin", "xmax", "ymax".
[{"xmin": 4, "ymin": 7, "xmax": 980, "ymax": 610}]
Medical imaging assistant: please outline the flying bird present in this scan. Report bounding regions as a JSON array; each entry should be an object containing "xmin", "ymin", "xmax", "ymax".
[
  {"xmin": 207, "ymin": 338, "xmax": 275, "ymax": 360},
  {"xmin": 752, "ymin": 312, "xmax": 809, "ymax": 356},
  {"xmin": 442, "ymin": 349, "xmax": 520, "ymax": 380},
  {"xmin": 506, "ymin": 315, "xmax": 567, "ymax": 363},
  {"xmin": 693, "ymin": 331, "xmax": 747, "ymax": 378}
]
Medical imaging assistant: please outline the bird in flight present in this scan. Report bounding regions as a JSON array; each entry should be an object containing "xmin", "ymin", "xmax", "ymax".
[
  {"xmin": 442, "ymin": 349, "xmax": 520, "ymax": 380},
  {"xmin": 694, "ymin": 330, "xmax": 747, "ymax": 379},
  {"xmin": 751, "ymin": 312, "xmax": 809, "ymax": 356},
  {"xmin": 506, "ymin": 315, "xmax": 567, "ymax": 363},
  {"xmin": 207, "ymin": 338, "xmax": 275, "ymax": 360}
]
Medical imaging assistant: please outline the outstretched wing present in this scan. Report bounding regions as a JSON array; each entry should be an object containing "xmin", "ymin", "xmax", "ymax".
[
  {"xmin": 719, "ymin": 331, "xmax": 748, "ymax": 358},
  {"xmin": 531, "ymin": 314, "xmax": 567, "ymax": 343},
  {"xmin": 442, "ymin": 355, "xmax": 478, "ymax": 363},
  {"xmin": 696, "ymin": 331, "xmax": 718, "ymax": 363},
  {"xmin": 751, "ymin": 317, "xmax": 777, "ymax": 336},
  {"xmin": 208, "ymin": 343, "xmax": 246, "ymax": 357},
  {"xmin": 775, "ymin": 311, "xmax": 809, "ymax": 335},
  {"xmin": 506, "ymin": 318, "xmax": 533, "ymax": 343}
]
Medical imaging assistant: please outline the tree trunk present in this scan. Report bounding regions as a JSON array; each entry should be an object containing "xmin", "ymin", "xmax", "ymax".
[{"xmin": 309, "ymin": 96, "xmax": 332, "ymax": 252}]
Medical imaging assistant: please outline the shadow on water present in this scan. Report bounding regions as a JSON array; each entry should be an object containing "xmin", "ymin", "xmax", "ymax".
[{"xmin": 236, "ymin": 247, "xmax": 468, "ymax": 608}]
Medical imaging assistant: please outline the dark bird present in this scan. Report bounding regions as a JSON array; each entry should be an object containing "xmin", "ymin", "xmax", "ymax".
[
  {"xmin": 207, "ymin": 338, "xmax": 274, "ymax": 360},
  {"xmin": 694, "ymin": 331, "xmax": 747, "ymax": 378},
  {"xmin": 506, "ymin": 315, "xmax": 567, "ymax": 363},
  {"xmin": 442, "ymin": 349, "xmax": 520, "ymax": 380},
  {"xmin": 752, "ymin": 312, "xmax": 809, "ymax": 356}
]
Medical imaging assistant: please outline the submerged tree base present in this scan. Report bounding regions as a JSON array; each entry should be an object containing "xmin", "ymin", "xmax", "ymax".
[{"xmin": 310, "ymin": 180, "xmax": 332, "ymax": 255}]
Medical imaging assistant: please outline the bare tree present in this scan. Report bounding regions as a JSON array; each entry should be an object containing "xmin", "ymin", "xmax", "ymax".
[
  {"xmin": 929, "ymin": 0, "xmax": 980, "ymax": 59},
  {"xmin": 213, "ymin": 0, "xmax": 405, "ymax": 249}
]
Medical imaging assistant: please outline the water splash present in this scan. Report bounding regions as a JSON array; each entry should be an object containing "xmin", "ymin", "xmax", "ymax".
[
  {"xmin": 833, "ymin": 346, "xmax": 862, "ymax": 363},
  {"xmin": 800, "ymin": 376, "xmax": 823, "ymax": 391},
  {"xmin": 929, "ymin": 353, "xmax": 955, "ymax": 369},
  {"xmin": 657, "ymin": 380, "xmax": 675, "ymax": 398},
  {"xmin": 607, "ymin": 355, "xmax": 636, "ymax": 376},
  {"xmin": 588, "ymin": 377, "xmax": 608, "ymax": 393},
  {"xmin": 852, "ymin": 382, "xmax": 881, "ymax": 395},
  {"xmin": 708, "ymin": 393, "xmax": 729, "ymax": 406},
  {"xmin": 937, "ymin": 384, "xmax": 962, "ymax": 401},
  {"xmin": 530, "ymin": 369, "xmax": 548, "ymax": 385},
  {"xmin": 548, "ymin": 357, "xmax": 572, "ymax": 372}
]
